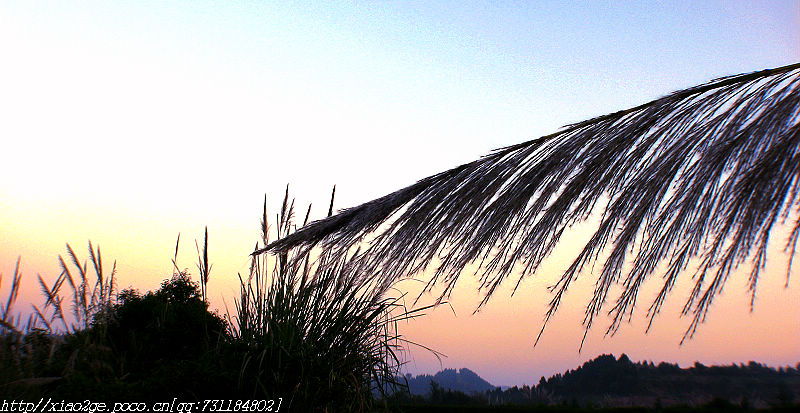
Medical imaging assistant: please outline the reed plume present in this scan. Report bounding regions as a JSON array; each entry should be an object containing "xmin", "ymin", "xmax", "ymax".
[{"xmin": 257, "ymin": 63, "xmax": 800, "ymax": 346}]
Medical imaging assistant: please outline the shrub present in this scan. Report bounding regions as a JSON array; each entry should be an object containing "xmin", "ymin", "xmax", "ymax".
[{"xmin": 102, "ymin": 273, "xmax": 229, "ymax": 399}]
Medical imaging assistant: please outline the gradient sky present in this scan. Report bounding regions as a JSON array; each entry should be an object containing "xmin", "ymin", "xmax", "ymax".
[{"xmin": 1, "ymin": 1, "xmax": 798, "ymax": 386}]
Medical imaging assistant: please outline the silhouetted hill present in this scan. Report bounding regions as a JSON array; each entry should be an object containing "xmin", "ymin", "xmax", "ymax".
[
  {"xmin": 488, "ymin": 354, "xmax": 800, "ymax": 408},
  {"xmin": 395, "ymin": 355, "xmax": 800, "ymax": 409},
  {"xmin": 404, "ymin": 368, "xmax": 495, "ymax": 395}
]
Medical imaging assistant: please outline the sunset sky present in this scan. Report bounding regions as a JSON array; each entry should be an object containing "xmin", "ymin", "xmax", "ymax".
[{"xmin": 1, "ymin": 1, "xmax": 798, "ymax": 386}]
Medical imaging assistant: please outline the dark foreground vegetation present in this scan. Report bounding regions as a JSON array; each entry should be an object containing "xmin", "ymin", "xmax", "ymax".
[
  {"xmin": 387, "ymin": 405, "xmax": 800, "ymax": 413},
  {"xmin": 0, "ymin": 191, "xmax": 418, "ymax": 412},
  {"xmin": 1, "ymin": 191, "xmax": 798, "ymax": 412}
]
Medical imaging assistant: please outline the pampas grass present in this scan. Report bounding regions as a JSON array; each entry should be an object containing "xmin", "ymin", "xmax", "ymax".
[{"xmin": 257, "ymin": 63, "xmax": 800, "ymax": 347}]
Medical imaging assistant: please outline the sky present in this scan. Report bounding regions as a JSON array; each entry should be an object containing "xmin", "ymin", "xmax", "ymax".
[{"xmin": 1, "ymin": 1, "xmax": 798, "ymax": 386}]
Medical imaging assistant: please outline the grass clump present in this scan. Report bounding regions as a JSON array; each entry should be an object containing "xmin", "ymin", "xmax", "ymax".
[
  {"xmin": 229, "ymin": 189, "xmax": 417, "ymax": 411},
  {"xmin": 1, "ymin": 244, "xmax": 119, "ymax": 397}
]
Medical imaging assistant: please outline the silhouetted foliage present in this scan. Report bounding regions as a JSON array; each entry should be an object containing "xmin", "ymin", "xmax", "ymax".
[
  {"xmin": 515, "ymin": 354, "xmax": 800, "ymax": 408},
  {"xmin": 107, "ymin": 273, "xmax": 227, "ymax": 373},
  {"xmin": 259, "ymin": 63, "xmax": 800, "ymax": 346},
  {"xmin": 1, "ymin": 189, "xmax": 419, "ymax": 412},
  {"xmin": 427, "ymin": 380, "xmax": 485, "ymax": 405},
  {"xmin": 99, "ymin": 273, "xmax": 229, "ymax": 398}
]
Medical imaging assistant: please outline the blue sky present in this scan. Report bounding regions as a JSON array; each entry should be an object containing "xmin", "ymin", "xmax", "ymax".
[
  {"xmin": 1, "ymin": 1, "xmax": 798, "ymax": 386},
  {"xmin": 2, "ymin": 1, "xmax": 797, "ymax": 207}
]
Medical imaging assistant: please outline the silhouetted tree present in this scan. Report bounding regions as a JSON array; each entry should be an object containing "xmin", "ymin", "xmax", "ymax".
[{"xmin": 103, "ymin": 273, "xmax": 228, "ymax": 398}]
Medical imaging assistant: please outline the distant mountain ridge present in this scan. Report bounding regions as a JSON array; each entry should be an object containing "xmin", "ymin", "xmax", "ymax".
[
  {"xmin": 404, "ymin": 368, "xmax": 494, "ymax": 395},
  {"xmin": 518, "ymin": 354, "xmax": 800, "ymax": 407},
  {"xmin": 397, "ymin": 355, "xmax": 800, "ymax": 408}
]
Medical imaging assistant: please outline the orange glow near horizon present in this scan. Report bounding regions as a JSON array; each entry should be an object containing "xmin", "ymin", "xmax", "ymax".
[
  {"xmin": 2, "ymin": 188, "xmax": 797, "ymax": 387},
  {"xmin": 390, "ymin": 218, "xmax": 800, "ymax": 386}
]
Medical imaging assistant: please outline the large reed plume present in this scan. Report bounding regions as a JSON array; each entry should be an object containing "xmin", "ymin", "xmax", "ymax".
[{"xmin": 257, "ymin": 63, "xmax": 800, "ymax": 347}]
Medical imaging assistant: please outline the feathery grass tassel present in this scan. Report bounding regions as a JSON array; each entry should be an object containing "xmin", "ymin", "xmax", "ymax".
[{"xmin": 256, "ymin": 62, "xmax": 800, "ymax": 346}]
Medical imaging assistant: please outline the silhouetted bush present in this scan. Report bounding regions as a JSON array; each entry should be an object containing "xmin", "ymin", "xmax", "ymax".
[{"xmin": 101, "ymin": 273, "xmax": 229, "ymax": 399}]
